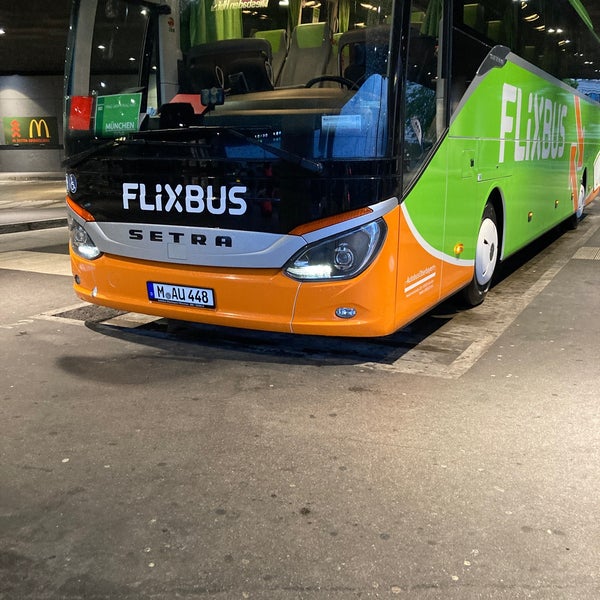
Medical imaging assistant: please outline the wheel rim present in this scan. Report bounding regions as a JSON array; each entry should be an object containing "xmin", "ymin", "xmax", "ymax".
[{"xmin": 475, "ymin": 217, "xmax": 498, "ymax": 286}]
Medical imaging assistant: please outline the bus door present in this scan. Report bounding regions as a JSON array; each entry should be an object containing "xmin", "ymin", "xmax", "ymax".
[{"xmin": 396, "ymin": 0, "xmax": 450, "ymax": 324}]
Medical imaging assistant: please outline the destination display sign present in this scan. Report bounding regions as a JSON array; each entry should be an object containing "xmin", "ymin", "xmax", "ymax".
[{"xmin": 95, "ymin": 93, "xmax": 142, "ymax": 137}]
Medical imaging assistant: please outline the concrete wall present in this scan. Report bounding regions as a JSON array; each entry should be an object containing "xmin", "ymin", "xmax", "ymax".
[{"xmin": 0, "ymin": 75, "xmax": 64, "ymax": 175}]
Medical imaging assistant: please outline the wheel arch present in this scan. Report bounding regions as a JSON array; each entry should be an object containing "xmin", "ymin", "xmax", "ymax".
[
  {"xmin": 486, "ymin": 186, "xmax": 505, "ymax": 261},
  {"xmin": 581, "ymin": 166, "xmax": 593, "ymax": 206}
]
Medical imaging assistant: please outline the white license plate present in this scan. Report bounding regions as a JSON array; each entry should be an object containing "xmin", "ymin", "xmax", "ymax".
[{"xmin": 147, "ymin": 282, "xmax": 215, "ymax": 308}]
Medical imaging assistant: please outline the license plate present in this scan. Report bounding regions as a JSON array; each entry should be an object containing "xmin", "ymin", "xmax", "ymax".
[{"xmin": 147, "ymin": 282, "xmax": 215, "ymax": 308}]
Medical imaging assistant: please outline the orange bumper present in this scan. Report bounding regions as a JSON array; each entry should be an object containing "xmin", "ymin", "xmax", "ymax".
[{"xmin": 70, "ymin": 209, "xmax": 401, "ymax": 337}]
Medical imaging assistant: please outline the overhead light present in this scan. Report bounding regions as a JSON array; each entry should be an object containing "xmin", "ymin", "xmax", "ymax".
[{"xmin": 0, "ymin": 27, "xmax": 5, "ymax": 35}]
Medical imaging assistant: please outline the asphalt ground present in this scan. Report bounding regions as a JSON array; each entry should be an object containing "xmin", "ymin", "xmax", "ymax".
[
  {"xmin": 0, "ymin": 178, "xmax": 67, "ymax": 234},
  {"xmin": 1, "ymin": 179, "xmax": 599, "ymax": 598}
]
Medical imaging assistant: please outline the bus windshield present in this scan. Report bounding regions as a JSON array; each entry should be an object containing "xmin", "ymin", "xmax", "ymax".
[
  {"xmin": 64, "ymin": 0, "xmax": 405, "ymax": 238},
  {"xmin": 65, "ymin": 0, "xmax": 396, "ymax": 165}
]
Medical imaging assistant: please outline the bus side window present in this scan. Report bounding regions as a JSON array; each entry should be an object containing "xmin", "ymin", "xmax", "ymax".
[
  {"xmin": 449, "ymin": 28, "xmax": 488, "ymax": 109},
  {"xmin": 403, "ymin": 1, "xmax": 443, "ymax": 186}
]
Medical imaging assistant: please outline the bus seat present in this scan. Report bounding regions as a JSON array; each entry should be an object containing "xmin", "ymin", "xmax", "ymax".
[
  {"xmin": 338, "ymin": 26, "xmax": 390, "ymax": 86},
  {"xmin": 486, "ymin": 20, "xmax": 503, "ymax": 42},
  {"xmin": 327, "ymin": 32, "xmax": 344, "ymax": 76},
  {"xmin": 278, "ymin": 22, "xmax": 331, "ymax": 87},
  {"xmin": 523, "ymin": 45, "xmax": 536, "ymax": 63},
  {"xmin": 182, "ymin": 48, "xmax": 219, "ymax": 91},
  {"xmin": 463, "ymin": 3, "xmax": 484, "ymax": 32},
  {"xmin": 253, "ymin": 29, "xmax": 288, "ymax": 85},
  {"xmin": 411, "ymin": 11, "xmax": 426, "ymax": 27},
  {"xmin": 183, "ymin": 38, "xmax": 273, "ymax": 94},
  {"xmin": 338, "ymin": 29, "xmax": 366, "ymax": 85}
]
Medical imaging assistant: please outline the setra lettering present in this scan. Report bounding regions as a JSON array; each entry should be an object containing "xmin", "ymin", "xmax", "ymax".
[{"xmin": 128, "ymin": 228, "xmax": 231, "ymax": 248}]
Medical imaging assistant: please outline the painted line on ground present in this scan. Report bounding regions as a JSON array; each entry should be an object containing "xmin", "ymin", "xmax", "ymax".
[{"xmin": 0, "ymin": 250, "xmax": 71, "ymax": 276}]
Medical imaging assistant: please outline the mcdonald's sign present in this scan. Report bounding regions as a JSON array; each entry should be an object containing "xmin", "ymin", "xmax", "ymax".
[
  {"xmin": 29, "ymin": 118, "xmax": 51, "ymax": 139},
  {"xmin": 2, "ymin": 116, "xmax": 59, "ymax": 146}
]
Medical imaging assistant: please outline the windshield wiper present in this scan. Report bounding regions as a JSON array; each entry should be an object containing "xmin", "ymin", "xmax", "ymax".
[
  {"xmin": 62, "ymin": 140, "xmax": 120, "ymax": 169},
  {"xmin": 63, "ymin": 137, "xmax": 202, "ymax": 168},
  {"xmin": 64, "ymin": 128, "xmax": 324, "ymax": 174}
]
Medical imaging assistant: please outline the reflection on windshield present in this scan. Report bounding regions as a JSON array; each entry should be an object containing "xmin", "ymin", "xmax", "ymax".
[
  {"xmin": 328, "ymin": 75, "xmax": 388, "ymax": 158},
  {"xmin": 174, "ymin": 0, "xmax": 394, "ymax": 159}
]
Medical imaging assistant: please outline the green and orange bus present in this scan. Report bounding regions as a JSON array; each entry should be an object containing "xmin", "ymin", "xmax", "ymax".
[{"xmin": 64, "ymin": 0, "xmax": 600, "ymax": 336}]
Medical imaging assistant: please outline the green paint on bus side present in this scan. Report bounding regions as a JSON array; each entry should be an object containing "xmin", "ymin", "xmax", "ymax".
[{"xmin": 403, "ymin": 55, "xmax": 600, "ymax": 263}]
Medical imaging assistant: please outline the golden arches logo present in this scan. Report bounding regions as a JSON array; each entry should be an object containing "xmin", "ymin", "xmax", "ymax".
[{"xmin": 28, "ymin": 118, "xmax": 50, "ymax": 139}]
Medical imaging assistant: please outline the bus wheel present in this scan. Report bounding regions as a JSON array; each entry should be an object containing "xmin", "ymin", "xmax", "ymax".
[{"xmin": 462, "ymin": 203, "xmax": 499, "ymax": 307}]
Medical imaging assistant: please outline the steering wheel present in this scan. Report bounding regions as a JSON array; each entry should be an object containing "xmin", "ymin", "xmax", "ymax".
[{"xmin": 305, "ymin": 76, "xmax": 359, "ymax": 90}]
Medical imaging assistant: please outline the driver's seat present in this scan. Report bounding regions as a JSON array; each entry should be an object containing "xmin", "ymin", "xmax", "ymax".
[
  {"xmin": 278, "ymin": 22, "xmax": 332, "ymax": 88},
  {"xmin": 338, "ymin": 26, "xmax": 390, "ymax": 87}
]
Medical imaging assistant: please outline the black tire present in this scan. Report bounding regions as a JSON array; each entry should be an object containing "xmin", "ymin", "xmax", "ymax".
[
  {"xmin": 565, "ymin": 182, "xmax": 585, "ymax": 230},
  {"xmin": 462, "ymin": 203, "xmax": 499, "ymax": 307}
]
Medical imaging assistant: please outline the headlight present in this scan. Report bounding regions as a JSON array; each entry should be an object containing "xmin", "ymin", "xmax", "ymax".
[
  {"xmin": 284, "ymin": 219, "xmax": 387, "ymax": 281},
  {"xmin": 69, "ymin": 219, "xmax": 102, "ymax": 260}
]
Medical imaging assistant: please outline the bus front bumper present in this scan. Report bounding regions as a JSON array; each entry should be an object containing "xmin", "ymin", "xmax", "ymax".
[{"xmin": 70, "ymin": 241, "xmax": 398, "ymax": 338}]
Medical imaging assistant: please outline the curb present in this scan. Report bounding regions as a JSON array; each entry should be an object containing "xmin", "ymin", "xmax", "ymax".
[
  {"xmin": 0, "ymin": 218, "xmax": 68, "ymax": 235},
  {"xmin": 0, "ymin": 173, "xmax": 64, "ymax": 182}
]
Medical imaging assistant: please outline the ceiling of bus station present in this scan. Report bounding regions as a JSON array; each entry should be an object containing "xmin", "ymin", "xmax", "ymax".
[
  {"xmin": 1, "ymin": 0, "xmax": 600, "ymax": 76},
  {"xmin": 0, "ymin": 0, "xmax": 72, "ymax": 75}
]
